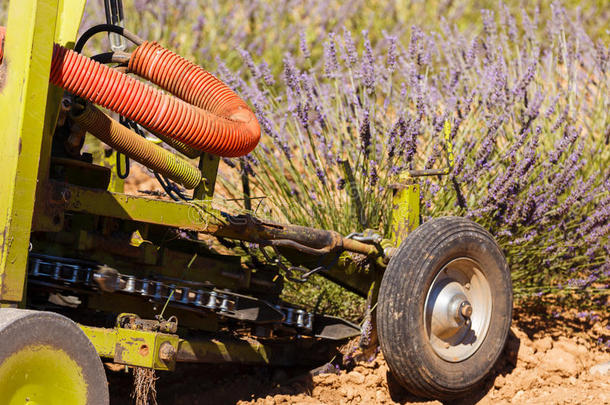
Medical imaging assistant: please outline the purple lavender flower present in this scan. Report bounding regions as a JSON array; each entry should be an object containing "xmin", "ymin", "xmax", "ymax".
[
  {"xmin": 341, "ymin": 27, "xmax": 358, "ymax": 68},
  {"xmin": 299, "ymin": 31, "xmax": 311, "ymax": 59},
  {"xmin": 258, "ymin": 61, "xmax": 275, "ymax": 86},
  {"xmin": 359, "ymin": 111, "xmax": 371, "ymax": 157},
  {"xmin": 361, "ymin": 31, "xmax": 376, "ymax": 92},
  {"xmin": 386, "ymin": 35, "xmax": 398, "ymax": 73},
  {"xmin": 369, "ymin": 162, "xmax": 379, "ymax": 186},
  {"xmin": 283, "ymin": 53, "xmax": 300, "ymax": 92},
  {"xmin": 323, "ymin": 33, "xmax": 339, "ymax": 79}
]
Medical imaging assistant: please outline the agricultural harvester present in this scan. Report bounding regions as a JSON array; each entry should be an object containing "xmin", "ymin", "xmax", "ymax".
[{"xmin": 0, "ymin": 1, "xmax": 513, "ymax": 403}]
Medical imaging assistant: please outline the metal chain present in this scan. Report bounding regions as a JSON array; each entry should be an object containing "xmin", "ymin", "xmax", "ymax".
[{"xmin": 28, "ymin": 253, "xmax": 314, "ymax": 332}]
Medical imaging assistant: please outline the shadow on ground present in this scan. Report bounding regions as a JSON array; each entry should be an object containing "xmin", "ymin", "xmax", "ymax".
[
  {"xmin": 384, "ymin": 329, "xmax": 519, "ymax": 405},
  {"xmin": 108, "ymin": 362, "xmax": 316, "ymax": 405}
]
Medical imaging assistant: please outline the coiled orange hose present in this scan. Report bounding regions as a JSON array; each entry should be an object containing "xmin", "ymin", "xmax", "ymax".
[
  {"xmin": 129, "ymin": 41, "xmax": 260, "ymax": 156},
  {"xmin": 0, "ymin": 28, "xmax": 260, "ymax": 158},
  {"xmin": 0, "ymin": 27, "xmax": 5, "ymax": 63}
]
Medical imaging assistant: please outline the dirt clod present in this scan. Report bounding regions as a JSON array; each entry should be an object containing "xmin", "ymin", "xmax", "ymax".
[{"xmin": 590, "ymin": 361, "xmax": 610, "ymax": 377}]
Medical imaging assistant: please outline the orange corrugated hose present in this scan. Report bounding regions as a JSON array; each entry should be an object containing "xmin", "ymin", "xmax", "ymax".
[
  {"xmin": 0, "ymin": 27, "xmax": 5, "ymax": 63},
  {"xmin": 0, "ymin": 29, "xmax": 260, "ymax": 158}
]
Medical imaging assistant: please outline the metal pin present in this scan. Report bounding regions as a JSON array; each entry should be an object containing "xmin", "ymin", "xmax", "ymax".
[
  {"xmin": 206, "ymin": 291, "xmax": 218, "ymax": 309},
  {"xmin": 219, "ymin": 296, "xmax": 230, "ymax": 312},
  {"xmin": 53, "ymin": 263, "xmax": 61, "ymax": 280},
  {"xmin": 180, "ymin": 287, "xmax": 190, "ymax": 304},
  {"xmin": 140, "ymin": 279, "xmax": 149, "ymax": 295},
  {"xmin": 295, "ymin": 310, "xmax": 305, "ymax": 328},
  {"xmin": 32, "ymin": 260, "xmax": 40, "ymax": 276},
  {"xmin": 285, "ymin": 308, "xmax": 295, "ymax": 325},
  {"xmin": 69, "ymin": 265, "xmax": 79, "ymax": 283},
  {"xmin": 154, "ymin": 282, "xmax": 163, "ymax": 300},
  {"xmin": 306, "ymin": 313, "xmax": 314, "ymax": 331},
  {"xmin": 125, "ymin": 276, "xmax": 136, "ymax": 293},
  {"xmin": 194, "ymin": 291, "xmax": 204, "ymax": 306}
]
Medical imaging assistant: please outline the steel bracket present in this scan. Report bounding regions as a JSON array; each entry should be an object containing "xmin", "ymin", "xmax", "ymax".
[{"xmin": 80, "ymin": 323, "xmax": 180, "ymax": 371}]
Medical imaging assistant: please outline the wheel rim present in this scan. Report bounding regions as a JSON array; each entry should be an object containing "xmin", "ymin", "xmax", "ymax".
[
  {"xmin": 0, "ymin": 344, "xmax": 88, "ymax": 405},
  {"xmin": 424, "ymin": 257, "xmax": 492, "ymax": 362}
]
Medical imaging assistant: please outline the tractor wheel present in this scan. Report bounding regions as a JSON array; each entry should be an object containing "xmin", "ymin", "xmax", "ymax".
[
  {"xmin": 0, "ymin": 309, "xmax": 109, "ymax": 405},
  {"xmin": 377, "ymin": 217, "xmax": 512, "ymax": 400}
]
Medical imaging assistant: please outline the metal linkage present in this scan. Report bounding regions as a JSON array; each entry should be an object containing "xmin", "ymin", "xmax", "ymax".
[
  {"xmin": 27, "ymin": 254, "xmax": 314, "ymax": 332},
  {"xmin": 273, "ymin": 305, "xmax": 314, "ymax": 331}
]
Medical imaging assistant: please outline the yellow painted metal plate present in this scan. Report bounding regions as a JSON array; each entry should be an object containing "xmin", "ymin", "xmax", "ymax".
[
  {"xmin": 80, "ymin": 324, "xmax": 179, "ymax": 371},
  {"xmin": 390, "ymin": 184, "xmax": 420, "ymax": 245}
]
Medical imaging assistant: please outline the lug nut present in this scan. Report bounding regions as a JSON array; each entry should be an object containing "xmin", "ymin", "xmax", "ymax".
[
  {"xmin": 158, "ymin": 342, "xmax": 177, "ymax": 362},
  {"xmin": 460, "ymin": 301, "xmax": 473, "ymax": 318}
]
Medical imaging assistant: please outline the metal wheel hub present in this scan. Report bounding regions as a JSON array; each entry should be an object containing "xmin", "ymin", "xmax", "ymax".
[{"xmin": 424, "ymin": 258, "xmax": 492, "ymax": 362}]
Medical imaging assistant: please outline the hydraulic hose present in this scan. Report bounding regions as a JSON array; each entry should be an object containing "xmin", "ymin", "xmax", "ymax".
[
  {"xmin": 129, "ymin": 41, "xmax": 256, "ymax": 135},
  {"xmin": 72, "ymin": 104, "xmax": 202, "ymax": 189},
  {"xmin": 0, "ymin": 28, "xmax": 260, "ymax": 158},
  {"xmin": 152, "ymin": 132, "xmax": 202, "ymax": 159}
]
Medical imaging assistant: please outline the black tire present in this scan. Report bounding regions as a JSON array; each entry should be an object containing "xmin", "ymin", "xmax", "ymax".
[
  {"xmin": 377, "ymin": 217, "xmax": 512, "ymax": 400},
  {"xmin": 0, "ymin": 309, "xmax": 109, "ymax": 405}
]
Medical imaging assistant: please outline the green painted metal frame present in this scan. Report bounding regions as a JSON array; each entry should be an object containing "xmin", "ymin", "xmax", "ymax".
[
  {"xmin": 390, "ymin": 184, "xmax": 420, "ymax": 246},
  {"xmin": 80, "ymin": 325, "xmax": 180, "ymax": 371},
  {"xmin": 0, "ymin": 0, "xmax": 428, "ymax": 369},
  {"xmin": 0, "ymin": 0, "xmax": 87, "ymax": 304},
  {"xmin": 80, "ymin": 323, "xmax": 339, "ymax": 369},
  {"xmin": 40, "ymin": 180, "xmax": 220, "ymax": 233}
]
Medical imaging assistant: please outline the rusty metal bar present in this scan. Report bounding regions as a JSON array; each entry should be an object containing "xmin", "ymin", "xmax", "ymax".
[
  {"xmin": 176, "ymin": 335, "xmax": 338, "ymax": 366},
  {"xmin": 211, "ymin": 214, "xmax": 379, "ymax": 256}
]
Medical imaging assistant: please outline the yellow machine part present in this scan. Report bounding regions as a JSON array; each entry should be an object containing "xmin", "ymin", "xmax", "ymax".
[
  {"xmin": 0, "ymin": 309, "xmax": 109, "ymax": 404},
  {"xmin": 0, "ymin": 0, "xmax": 87, "ymax": 304},
  {"xmin": 0, "ymin": 344, "xmax": 87, "ymax": 405}
]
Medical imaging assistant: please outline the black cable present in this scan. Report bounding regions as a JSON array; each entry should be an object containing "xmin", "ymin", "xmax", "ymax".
[
  {"xmin": 153, "ymin": 172, "xmax": 180, "ymax": 201},
  {"xmin": 166, "ymin": 179, "xmax": 192, "ymax": 201},
  {"xmin": 117, "ymin": 0, "xmax": 124, "ymax": 21},
  {"xmin": 113, "ymin": 116, "xmax": 132, "ymax": 180},
  {"xmin": 74, "ymin": 24, "xmax": 144, "ymax": 54},
  {"xmin": 116, "ymin": 114, "xmax": 193, "ymax": 202},
  {"xmin": 116, "ymin": 151, "xmax": 130, "ymax": 179},
  {"xmin": 240, "ymin": 158, "xmax": 252, "ymax": 211}
]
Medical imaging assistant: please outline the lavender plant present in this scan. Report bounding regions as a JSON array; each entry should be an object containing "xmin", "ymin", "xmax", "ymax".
[
  {"xmin": 4, "ymin": 0, "xmax": 605, "ymax": 317},
  {"xmin": 74, "ymin": 0, "xmax": 609, "ymax": 78},
  {"xmin": 216, "ymin": 2, "xmax": 608, "ymax": 307}
]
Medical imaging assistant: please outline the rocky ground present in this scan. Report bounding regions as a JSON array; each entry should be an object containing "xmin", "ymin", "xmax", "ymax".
[
  {"xmin": 107, "ymin": 301, "xmax": 609, "ymax": 405},
  {"xmin": 235, "ymin": 328, "xmax": 609, "ymax": 405}
]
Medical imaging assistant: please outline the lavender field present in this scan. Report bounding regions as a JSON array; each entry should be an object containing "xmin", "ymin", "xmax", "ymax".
[
  {"xmin": 81, "ymin": 1, "xmax": 608, "ymax": 319},
  {"xmin": 2, "ymin": 1, "xmax": 607, "ymax": 317}
]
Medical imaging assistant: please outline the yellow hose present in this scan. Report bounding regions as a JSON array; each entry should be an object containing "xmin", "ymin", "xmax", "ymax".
[{"xmin": 72, "ymin": 105, "xmax": 202, "ymax": 190}]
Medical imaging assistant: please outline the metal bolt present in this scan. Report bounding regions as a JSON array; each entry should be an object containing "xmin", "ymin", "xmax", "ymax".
[
  {"xmin": 158, "ymin": 342, "xmax": 176, "ymax": 362},
  {"xmin": 460, "ymin": 301, "xmax": 473, "ymax": 318},
  {"xmin": 443, "ymin": 342, "xmax": 450, "ymax": 349}
]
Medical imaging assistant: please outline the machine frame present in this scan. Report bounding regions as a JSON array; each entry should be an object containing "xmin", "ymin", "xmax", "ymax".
[
  {"xmin": 0, "ymin": 1, "xmax": 510, "ymax": 403},
  {"xmin": 0, "ymin": 0, "xmax": 420, "ymax": 371}
]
